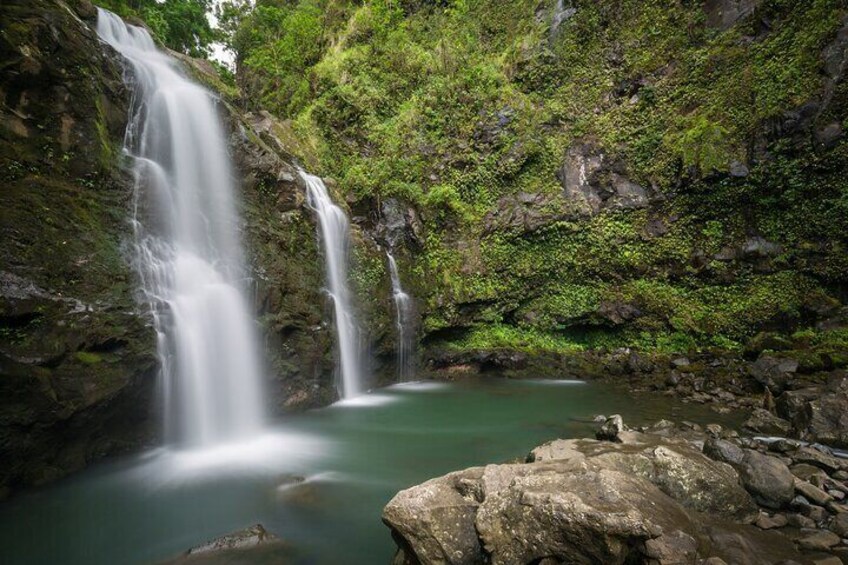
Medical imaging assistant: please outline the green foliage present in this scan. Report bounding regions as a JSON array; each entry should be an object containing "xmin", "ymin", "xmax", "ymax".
[
  {"xmin": 451, "ymin": 324, "xmax": 585, "ymax": 354},
  {"xmin": 229, "ymin": 0, "xmax": 848, "ymax": 357}
]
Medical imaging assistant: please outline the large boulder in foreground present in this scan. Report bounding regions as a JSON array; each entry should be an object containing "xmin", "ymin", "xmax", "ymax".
[
  {"xmin": 529, "ymin": 436, "xmax": 756, "ymax": 518},
  {"xmin": 383, "ymin": 431, "xmax": 797, "ymax": 564},
  {"xmin": 475, "ymin": 467, "xmax": 698, "ymax": 564}
]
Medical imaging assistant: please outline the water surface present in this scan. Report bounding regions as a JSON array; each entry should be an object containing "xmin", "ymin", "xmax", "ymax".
[{"xmin": 0, "ymin": 378, "xmax": 738, "ymax": 565}]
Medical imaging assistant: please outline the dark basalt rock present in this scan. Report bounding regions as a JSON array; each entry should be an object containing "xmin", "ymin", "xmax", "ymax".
[
  {"xmin": 0, "ymin": 0, "xmax": 157, "ymax": 497},
  {"xmin": 703, "ymin": 0, "xmax": 760, "ymax": 30},
  {"xmin": 555, "ymin": 139, "xmax": 649, "ymax": 217},
  {"xmin": 776, "ymin": 375, "xmax": 848, "ymax": 448}
]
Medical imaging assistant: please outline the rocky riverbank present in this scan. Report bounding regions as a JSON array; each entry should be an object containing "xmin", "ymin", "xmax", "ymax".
[{"xmin": 383, "ymin": 414, "xmax": 848, "ymax": 564}]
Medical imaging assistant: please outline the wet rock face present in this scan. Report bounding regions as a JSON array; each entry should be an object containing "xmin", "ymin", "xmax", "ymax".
[
  {"xmin": 703, "ymin": 0, "xmax": 760, "ymax": 30},
  {"xmin": 228, "ymin": 102, "xmax": 339, "ymax": 411},
  {"xmin": 0, "ymin": 0, "xmax": 158, "ymax": 496},
  {"xmin": 556, "ymin": 139, "xmax": 649, "ymax": 217},
  {"xmin": 483, "ymin": 192, "xmax": 565, "ymax": 235},
  {"xmin": 776, "ymin": 375, "xmax": 848, "ymax": 448}
]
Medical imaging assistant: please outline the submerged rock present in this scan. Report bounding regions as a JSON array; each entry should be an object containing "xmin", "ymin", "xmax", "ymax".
[
  {"xmin": 163, "ymin": 524, "xmax": 296, "ymax": 564},
  {"xmin": 186, "ymin": 524, "xmax": 280, "ymax": 555}
]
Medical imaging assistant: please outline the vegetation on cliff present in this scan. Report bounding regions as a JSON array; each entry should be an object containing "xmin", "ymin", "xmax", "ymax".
[{"xmin": 216, "ymin": 0, "xmax": 848, "ymax": 360}]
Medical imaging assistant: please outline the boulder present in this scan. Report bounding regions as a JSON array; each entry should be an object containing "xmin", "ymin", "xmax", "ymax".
[
  {"xmin": 749, "ymin": 356, "xmax": 798, "ymax": 394},
  {"xmin": 796, "ymin": 529, "xmax": 840, "ymax": 551},
  {"xmin": 743, "ymin": 408, "xmax": 792, "ymax": 436},
  {"xmin": 777, "ymin": 377, "xmax": 848, "ymax": 448},
  {"xmin": 795, "ymin": 479, "xmax": 833, "ymax": 506},
  {"xmin": 476, "ymin": 468, "xmax": 696, "ymax": 564},
  {"xmin": 703, "ymin": 437, "xmax": 746, "ymax": 466},
  {"xmin": 789, "ymin": 446, "xmax": 847, "ymax": 474},
  {"xmin": 383, "ymin": 467, "xmax": 486, "ymax": 565},
  {"xmin": 386, "ymin": 426, "xmax": 811, "ymax": 565},
  {"xmin": 529, "ymin": 436, "xmax": 756, "ymax": 517},
  {"xmin": 830, "ymin": 512, "xmax": 848, "ymax": 537},
  {"xmin": 596, "ymin": 414, "xmax": 625, "ymax": 442},
  {"xmin": 738, "ymin": 450, "xmax": 795, "ymax": 509},
  {"xmin": 754, "ymin": 512, "xmax": 788, "ymax": 529}
]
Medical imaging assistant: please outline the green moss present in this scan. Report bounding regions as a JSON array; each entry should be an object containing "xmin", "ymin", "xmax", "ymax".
[
  {"xmin": 227, "ymin": 0, "xmax": 848, "ymax": 358},
  {"xmin": 74, "ymin": 351, "xmax": 103, "ymax": 364}
]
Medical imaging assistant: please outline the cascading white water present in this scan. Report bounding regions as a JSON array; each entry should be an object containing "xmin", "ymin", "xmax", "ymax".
[
  {"xmin": 300, "ymin": 171, "xmax": 363, "ymax": 398},
  {"xmin": 96, "ymin": 9, "xmax": 264, "ymax": 448},
  {"xmin": 386, "ymin": 253, "xmax": 414, "ymax": 381}
]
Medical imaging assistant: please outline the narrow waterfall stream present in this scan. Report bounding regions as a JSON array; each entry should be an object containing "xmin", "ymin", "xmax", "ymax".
[
  {"xmin": 386, "ymin": 253, "xmax": 414, "ymax": 381},
  {"xmin": 96, "ymin": 10, "xmax": 265, "ymax": 447},
  {"xmin": 300, "ymin": 171, "xmax": 363, "ymax": 398}
]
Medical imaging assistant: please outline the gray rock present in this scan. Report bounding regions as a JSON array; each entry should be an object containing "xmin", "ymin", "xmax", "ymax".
[
  {"xmin": 475, "ymin": 468, "xmax": 692, "ymax": 564},
  {"xmin": 778, "ymin": 377, "xmax": 848, "ymax": 448},
  {"xmin": 795, "ymin": 479, "xmax": 833, "ymax": 506},
  {"xmin": 743, "ymin": 408, "xmax": 792, "ymax": 436},
  {"xmin": 816, "ymin": 122, "xmax": 843, "ymax": 148},
  {"xmin": 831, "ymin": 512, "xmax": 848, "ymax": 537},
  {"xmin": 483, "ymin": 192, "xmax": 566, "ymax": 235},
  {"xmin": 530, "ymin": 437, "xmax": 756, "ymax": 517},
  {"xmin": 704, "ymin": 437, "xmax": 746, "ymax": 466},
  {"xmin": 801, "ymin": 504, "xmax": 828, "ymax": 524},
  {"xmin": 704, "ymin": 0, "xmax": 760, "ymax": 30},
  {"xmin": 787, "ymin": 513, "xmax": 816, "ymax": 529},
  {"xmin": 739, "ymin": 450, "xmax": 795, "ymax": 509},
  {"xmin": 556, "ymin": 139, "xmax": 648, "ymax": 217},
  {"xmin": 796, "ymin": 529, "xmax": 840, "ymax": 551},
  {"xmin": 789, "ymin": 446, "xmax": 847, "ymax": 474},
  {"xmin": 730, "ymin": 160, "xmax": 750, "ymax": 177},
  {"xmin": 185, "ymin": 524, "xmax": 281, "ymax": 556},
  {"xmin": 742, "ymin": 236, "xmax": 782, "ymax": 259},
  {"xmin": 383, "ymin": 467, "xmax": 485, "ymax": 565},
  {"xmin": 754, "ymin": 511, "xmax": 788, "ymax": 529},
  {"xmin": 749, "ymin": 356, "xmax": 798, "ymax": 394},
  {"xmin": 596, "ymin": 414, "xmax": 625, "ymax": 442}
]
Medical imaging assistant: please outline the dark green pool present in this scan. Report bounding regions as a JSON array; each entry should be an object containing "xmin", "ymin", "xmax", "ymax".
[{"xmin": 0, "ymin": 378, "xmax": 738, "ymax": 565}]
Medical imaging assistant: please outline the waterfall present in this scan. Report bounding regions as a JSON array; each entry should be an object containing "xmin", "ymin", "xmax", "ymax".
[
  {"xmin": 386, "ymin": 253, "xmax": 414, "ymax": 381},
  {"xmin": 300, "ymin": 172, "xmax": 363, "ymax": 399},
  {"xmin": 96, "ymin": 10, "xmax": 265, "ymax": 447}
]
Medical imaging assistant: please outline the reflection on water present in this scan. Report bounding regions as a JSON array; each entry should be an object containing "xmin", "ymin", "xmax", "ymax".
[{"xmin": 0, "ymin": 378, "xmax": 740, "ymax": 565}]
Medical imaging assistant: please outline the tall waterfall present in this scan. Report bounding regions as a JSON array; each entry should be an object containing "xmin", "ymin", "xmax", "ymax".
[
  {"xmin": 386, "ymin": 253, "xmax": 414, "ymax": 381},
  {"xmin": 300, "ymin": 172, "xmax": 363, "ymax": 399},
  {"xmin": 97, "ymin": 10, "xmax": 265, "ymax": 447}
]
